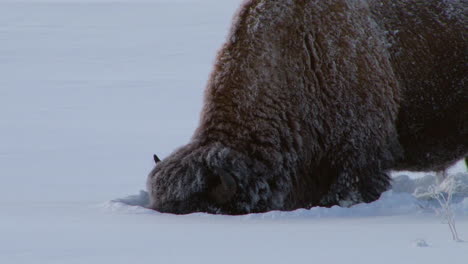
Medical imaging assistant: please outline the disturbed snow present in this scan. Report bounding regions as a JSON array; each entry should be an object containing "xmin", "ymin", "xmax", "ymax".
[{"xmin": 108, "ymin": 171, "xmax": 468, "ymax": 218}]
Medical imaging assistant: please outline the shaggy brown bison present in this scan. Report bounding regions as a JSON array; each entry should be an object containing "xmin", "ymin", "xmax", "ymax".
[{"xmin": 147, "ymin": 0, "xmax": 467, "ymax": 214}]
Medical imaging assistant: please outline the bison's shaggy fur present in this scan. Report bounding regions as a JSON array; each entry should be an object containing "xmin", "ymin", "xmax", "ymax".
[{"xmin": 147, "ymin": 0, "xmax": 467, "ymax": 215}]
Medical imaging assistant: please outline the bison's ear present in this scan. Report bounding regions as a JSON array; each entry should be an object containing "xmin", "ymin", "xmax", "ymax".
[
  {"xmin": 209, "ymin": 169, "xmax": 237, "ymax": 204},
  {"xmin": 153, "ymin": 154, "xmax": 161, "ymax": 164}
]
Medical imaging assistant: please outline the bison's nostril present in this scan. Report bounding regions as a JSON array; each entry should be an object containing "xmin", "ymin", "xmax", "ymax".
[{"xmin": 209, "ymin": 169, "xmax": 237, "ymax": 204}]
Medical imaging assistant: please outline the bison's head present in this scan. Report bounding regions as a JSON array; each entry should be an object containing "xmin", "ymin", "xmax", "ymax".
[{"xmin": 146, "ymin": 144, "xmax": 275, "ymax": 215}]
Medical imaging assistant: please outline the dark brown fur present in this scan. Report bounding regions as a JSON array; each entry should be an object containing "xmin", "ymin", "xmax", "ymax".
[{"xmin": 147, "ymin": 0, "xmax": 467, "ymax": 215}]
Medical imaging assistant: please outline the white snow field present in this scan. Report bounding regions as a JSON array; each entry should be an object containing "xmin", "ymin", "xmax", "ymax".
[{"xmin": 0, "ymin": 1, "xmax": 467, "ymax": 263}]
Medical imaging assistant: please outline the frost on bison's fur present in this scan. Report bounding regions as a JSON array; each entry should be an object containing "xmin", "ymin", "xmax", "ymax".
[{"xmin": 147, "ymin": 0, "xmax": 467, "ymax": 215}]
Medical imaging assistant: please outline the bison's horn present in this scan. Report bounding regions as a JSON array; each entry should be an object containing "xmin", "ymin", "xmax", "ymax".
[
  {"xmin": 210, "ymin": 169, "xmax": 237, "ymax": 204},
  {"xmin": 153, "ymin": 154, "xmax": 161, "ymax": 164}
]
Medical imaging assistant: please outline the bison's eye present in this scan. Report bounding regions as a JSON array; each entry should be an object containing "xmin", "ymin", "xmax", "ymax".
[{"xmin": 207, "ymin": 168, "xmax": 237, "ymax": 204}]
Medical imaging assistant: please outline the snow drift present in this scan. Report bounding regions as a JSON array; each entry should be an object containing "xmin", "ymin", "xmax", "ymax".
[{"xmin": 106, "ymin": 172, "xmax": 468, "ymax": 218}]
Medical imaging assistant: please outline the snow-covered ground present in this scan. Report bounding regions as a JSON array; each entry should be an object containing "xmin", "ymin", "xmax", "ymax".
[{"xmin": 0, "ymin": 1, "xmax": 467, "ymax": 263}]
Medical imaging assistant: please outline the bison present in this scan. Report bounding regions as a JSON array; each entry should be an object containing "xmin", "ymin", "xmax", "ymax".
[{"xmin": 147, "ymin": 0, "xmax": 467, "ymax": 215}]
